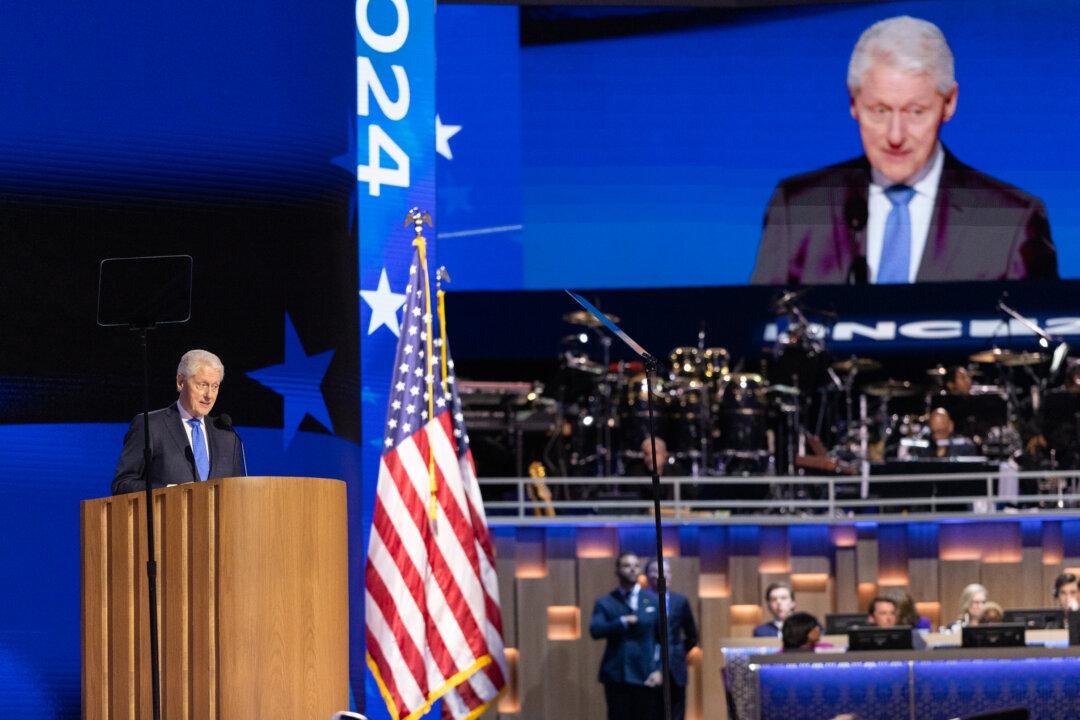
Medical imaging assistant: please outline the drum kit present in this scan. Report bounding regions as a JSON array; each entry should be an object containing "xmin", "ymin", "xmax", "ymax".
[{"xmin": 553, "ymin": 298, "xmax": 1080, "ymax": 478}]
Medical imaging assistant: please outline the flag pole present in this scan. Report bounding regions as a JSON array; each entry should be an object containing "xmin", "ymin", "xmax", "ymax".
[{"xmin": 406, "ymin": 208, "xmax": 439, "ymax": 520}]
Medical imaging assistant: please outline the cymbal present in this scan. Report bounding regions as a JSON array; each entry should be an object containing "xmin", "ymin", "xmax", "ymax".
[
  {"xmin": 832, "ymin": 357, "xmax": 881, "ymax": 374},
  {"xmin": 562, "ymin": 354, "xmax": 603, "ymax": 375},
  {"xmin": 926, "ymin": 365, "xmax": 948, "ymax": 377},
  {"xmin": 562, "ymin": 310, "xmax": 619, "ymax": 327},
  {"xmin": 1002, "ymin": 351, "xmax": 1048, "ymax": 367},
  {"xmin": 764, "ymin": 384, "xmax": 801, "ymax": 396},
  {"xmin": 864, "ymin": 379, "xmax": 922, "ymax": 397}
]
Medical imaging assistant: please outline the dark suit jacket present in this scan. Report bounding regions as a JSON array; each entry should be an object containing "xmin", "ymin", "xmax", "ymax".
[
  {"xmin": 750, "ymin": 149, "xmax": 1057, "ymax": 285},
  {"xmin": 661, "ymin": 591, "xmax": 699, "ymax": 687},
  {"xmin": 112, "ymin": 403, "xmax": 244, "ymax": 495},
  {"xmin": 752, "ymin": 620, "xmax": 782, "ymax": 638},
  {"xmin": 589, "ymin": 587, "xmax": 661, "ymax": 686}
]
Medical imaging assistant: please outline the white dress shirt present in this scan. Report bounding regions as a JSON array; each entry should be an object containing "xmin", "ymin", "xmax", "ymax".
[
  {"xmin": 866, "ymin": 143, "xmax": 944, "ymax": 283},
  {"xmin": 177, "ymin": 401, "xmax": 211, "ymax": 464}
]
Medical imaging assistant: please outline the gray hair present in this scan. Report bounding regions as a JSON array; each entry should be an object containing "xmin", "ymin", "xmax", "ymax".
[
  {"xmin": 177, "ymin": 349, "xmax": 225, "ymax": 380},
  {"xmin": 847, "ymin": 16, "xmax": 956, "ymax": 95}
]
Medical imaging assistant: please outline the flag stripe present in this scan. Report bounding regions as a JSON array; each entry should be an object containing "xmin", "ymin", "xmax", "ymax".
[{"xmin": 366, "ymin": 250, "xmax": 506, "ymax": 719}]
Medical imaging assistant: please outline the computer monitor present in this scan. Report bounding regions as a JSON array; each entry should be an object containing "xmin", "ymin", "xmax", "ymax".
[
  {"xmin": 826, "ymin": 613, "xmax": 868, "ymax": 635},
  {"xmin": 961, "ymin": 623, "xmax": 1026, "ymax": 648},
  {"xmin": 1002, "ymin": 608, "xmax": 1065, "ymax": 630},
  {"xmin": 847, "ymin": 625, "xmax": 914, "ymax": 651}
]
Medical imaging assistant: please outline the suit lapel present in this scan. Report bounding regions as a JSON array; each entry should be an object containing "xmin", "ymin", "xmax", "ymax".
[
  {"xmin": 917, "ymin": 149, "xmax": 965, "ymax": 282},
  {"xmin": 829, "ymin": 160, "xmax": 871, "ymax": 283},
  {"xmin": 163, "ymin": 404, "xmax": 198, "ymax": 481}
]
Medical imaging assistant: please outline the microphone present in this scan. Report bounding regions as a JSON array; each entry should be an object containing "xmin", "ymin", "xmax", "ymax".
[
  {"xmin": 214, "ymin": 414, "xmax": 248, "ymax": 476},
  {"xmin": 844, "ymin": 193, "xmax": 869, "ymax": 285}
]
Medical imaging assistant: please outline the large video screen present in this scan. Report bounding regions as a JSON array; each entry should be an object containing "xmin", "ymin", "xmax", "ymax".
[{"xmin": 436, "ymin": 1, "xmax": 1080, "ymax": 290}]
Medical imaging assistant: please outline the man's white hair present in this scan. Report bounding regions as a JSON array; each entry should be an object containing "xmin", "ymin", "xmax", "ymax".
[
  {"xmin": 177, "ymin": 349, "xmax": 225, "ymax": 379},
  {"xmin": 847, "ymin": 16, "xmax": 956, "ymax": 95}
]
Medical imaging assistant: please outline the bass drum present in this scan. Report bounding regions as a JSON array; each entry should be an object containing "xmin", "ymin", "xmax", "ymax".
[{"xmin": 716, "ymin": 373, "xmax": 769, "ymax": 456}]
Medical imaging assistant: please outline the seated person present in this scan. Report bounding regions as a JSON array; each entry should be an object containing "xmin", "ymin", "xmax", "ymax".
[
  {"xmin": 867, "ymin": 595, "xmax": 925, "ymax": 649},
  {"xmin": 625, "ymin": 436, "xmax": 686, "ymax": 475},
  {"xmin": 1054, "ymin": 572, "xmax": 1080, "ymax": 612},
  {"xmin": 908, "ymin": 408, "xmax": 978, "ymax": 458},
  {"xmin": 946, "ymin": 366, "xmax": 973, "ymax": 395},
  {"xmin": 975, "ymin": 601, "xmax": 1004, "ymax": 624},
  {"xmin": 886, "ymin": 590, "xmax": 933, "ymax": 631},
  {"xmin": 781, "ymin": 612, "xmax": 822, "ymax": 652},
  {"xmin": 945, "ymin": 583, "xmax": 988, "ymax": 631},
  {"xmin": 753, "ymin": 582, "xmax": 796, "ymax": 638},
  {"xmin": 867, "ymin": 596, "xmax": 898, "ymax": 628}
]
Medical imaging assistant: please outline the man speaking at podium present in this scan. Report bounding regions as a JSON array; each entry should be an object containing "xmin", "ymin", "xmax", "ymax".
[
  {"xmin": 112, "ymin": 349, "xmax": 244, "ymax": 494},
  {"xmin": 750, "ymin": 15, "xmax": 1057, "ymax": 285}
]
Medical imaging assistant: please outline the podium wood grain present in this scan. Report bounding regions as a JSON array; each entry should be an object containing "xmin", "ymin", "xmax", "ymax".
[{"xmin": 81, "ymin": 476, "xmax": 348, "ymax": 719}]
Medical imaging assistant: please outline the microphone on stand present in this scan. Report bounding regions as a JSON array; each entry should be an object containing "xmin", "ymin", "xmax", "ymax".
[
  {"xmin": 844, "ymin": 193, "xmax": 869, "ymax": 285},
  {"xmin": 215, "ymin": 414, "xmax": 248, "ymax": 476}
]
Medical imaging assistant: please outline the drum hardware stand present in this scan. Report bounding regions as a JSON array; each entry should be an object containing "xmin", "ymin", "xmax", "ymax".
[{"xmin": 565, "ymin": 290, "xmax": 673, "ymax": 720}]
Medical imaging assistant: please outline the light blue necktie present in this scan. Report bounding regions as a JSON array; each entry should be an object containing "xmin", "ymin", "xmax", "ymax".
[
  {"xmin": 188, "ymin": 418, "xmax": 209, "ymax": 481},
  {"xmin": 877, "ymin": 185, "xmax": 916, "ymax": 284}
]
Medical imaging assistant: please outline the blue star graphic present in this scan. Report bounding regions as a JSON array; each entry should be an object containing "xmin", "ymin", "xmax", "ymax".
[{"xmin": 246, "ymin": 313, "xmax": 335, "ymax": 447}]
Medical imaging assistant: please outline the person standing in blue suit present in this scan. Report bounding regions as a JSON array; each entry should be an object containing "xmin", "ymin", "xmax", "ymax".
[
  {"xmin": 590, "ymin": 551, "xmax": 662, "ymax": 720},
  {"xmin": 646, "ymin": 557, "xmax": 699, "ymax": 720}
]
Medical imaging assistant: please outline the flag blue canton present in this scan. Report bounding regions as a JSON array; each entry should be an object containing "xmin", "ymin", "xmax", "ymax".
[{"xmin": 383, "ymin": 253, "xmax": 447, "ymax": 450}]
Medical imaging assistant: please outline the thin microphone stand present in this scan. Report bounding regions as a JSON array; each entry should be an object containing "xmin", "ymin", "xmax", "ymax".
[
  {"xmin": 565, "ymin": 291, "xmax": 672, "ymax": 720},
  {"xmin": 643, "ymin": 353, "xmax": 674, "ymax": 720},
  {"xmin": 135, "ymin": 324, "xmax": 163, "ymax": 720}
]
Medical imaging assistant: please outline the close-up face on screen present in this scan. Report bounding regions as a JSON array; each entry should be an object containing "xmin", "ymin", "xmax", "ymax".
[{"xmin": 435, "ymin": 1, "xmax": 1078, "ymax": 291}]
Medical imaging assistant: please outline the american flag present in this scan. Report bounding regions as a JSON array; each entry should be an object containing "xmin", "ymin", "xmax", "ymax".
[{"xmin": 365, "ymin": 249, "xmax": 506, "ymax": 720}]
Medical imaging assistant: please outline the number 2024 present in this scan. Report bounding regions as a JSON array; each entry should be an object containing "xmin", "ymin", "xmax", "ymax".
[{"xmin": 356, "ymin": 0, "xmax": 412, "ymax": 197}]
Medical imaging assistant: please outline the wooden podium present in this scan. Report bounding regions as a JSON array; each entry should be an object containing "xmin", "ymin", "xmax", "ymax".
[{"xmin": 81, "ymin": 476, "xmax": 349, "ymax": 719}]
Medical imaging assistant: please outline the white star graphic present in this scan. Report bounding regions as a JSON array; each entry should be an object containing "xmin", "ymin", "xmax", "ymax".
[
  {"xmin": 360, "ymin": 268, "xmax": 406, "ymax": 337},
  {"xmin": 436, "ymin": 115, "xmax": 462, "ymax": 160}
]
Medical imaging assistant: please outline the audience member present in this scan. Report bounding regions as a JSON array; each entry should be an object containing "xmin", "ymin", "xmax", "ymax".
[
  {"xmin": 947, "ymin": 583, "xmax": 988, "ymax": 631},
  {"xmin": 781, "ymin": 612, "xmax": 822, "ymax": 652},
  {"xmin": 976, "ymin": 601, "xmax": 1004, "ymax": 624},
  {"xmin": 885, "ymin": 590, "xmax": 933, "ymax": 631},
  {"xmin": 1054, "ymin": 572, "xmax": 1080, "ymax": 612},
  {"xmin": 753, "ymin": 582, "xmax": 796, "ymax": 638},
  {"xmin": 866, "ymin": 596, "xmax": 898, "ymax": 628},
  {"xmin": 867, "ymin": 595, "xmax": 926, "ymax": 649},
  {"xmin": 645, "ymin": 558, "xmax": 699, "ymax": 720}
]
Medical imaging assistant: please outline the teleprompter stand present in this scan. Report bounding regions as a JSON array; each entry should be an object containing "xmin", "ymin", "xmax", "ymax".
[
  {"xmin": 97, "ymin": 254, "xmax": 193, "ymax": 720},
  {"xmin": 566, "ymin": 290, "xmax": 673, "ymax": 720}
]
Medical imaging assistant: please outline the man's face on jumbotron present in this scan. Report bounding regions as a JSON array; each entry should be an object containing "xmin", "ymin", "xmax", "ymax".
[{"xmin": 850, "ymin": 63, "xmax": 957, "ymax": 184}]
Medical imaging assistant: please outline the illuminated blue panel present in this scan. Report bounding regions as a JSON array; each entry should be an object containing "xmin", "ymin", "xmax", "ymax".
[
  {"xmin": 789, "ymin": 525, "xmax": 830, "ymax": 557},
  {"xmin": 758, "ymin": 660, "xmax": 911, "ymax": 720},
  {"xmin": 907, "ymin": 522, "xmax": 940, "ymax": 559},
  {"xmin": 1062, "ymin": 520, "xmax": 1080, "ymax": 557},
  {"xmin": 914, "ymin": 657, "xmax": 1080, "ymax": 719}
]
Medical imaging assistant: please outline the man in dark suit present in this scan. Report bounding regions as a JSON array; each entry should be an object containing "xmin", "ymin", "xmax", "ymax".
[
  {"xmin": 589, "ymin": 552, "xmax": 662, "ymax": 720},
  {"xmin": 753, "ymin": 582, "xmax": 796, "ymax": 638},
  {"xmin": 646, "ymin": 558, "xmax": 699, "ymax": 720},
  {"xmin": 751, "ymin": 16, "xmax": 1057, "ymax": 285},
  {"xmin": 113, "ymin": 349, "xmax": 244, "ymax": 494}
]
